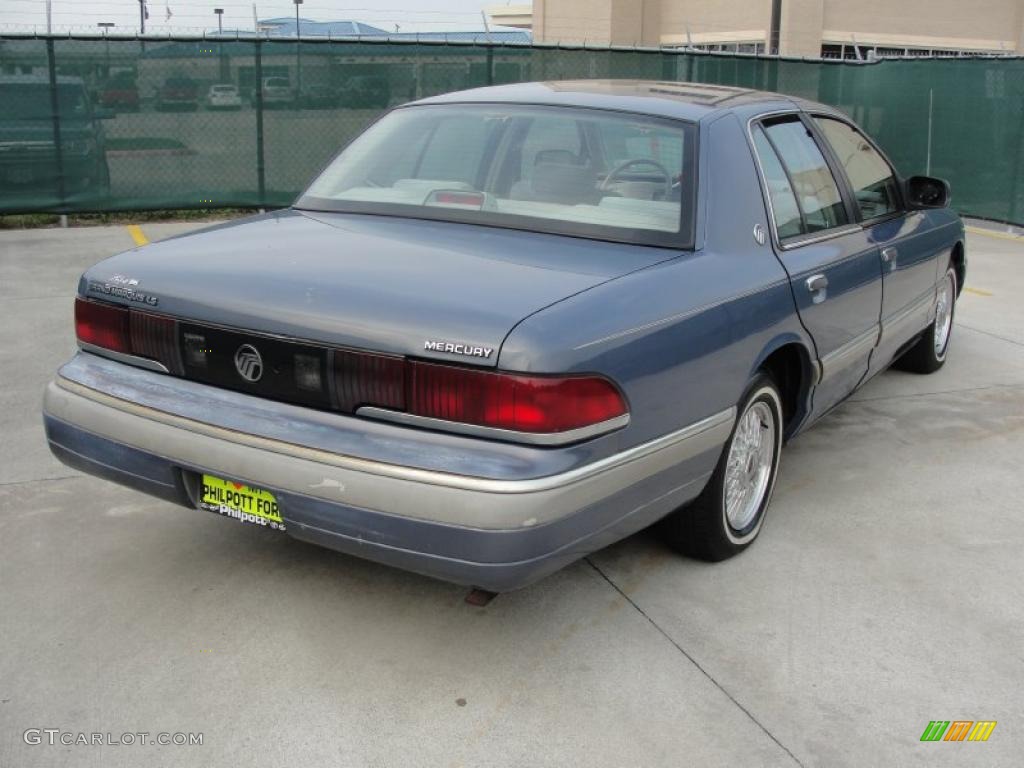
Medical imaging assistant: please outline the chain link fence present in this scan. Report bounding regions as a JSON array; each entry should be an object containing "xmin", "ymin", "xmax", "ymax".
[{"xmin": 2, "ymin": 33, "xmax": 1023, "ymax": 223}]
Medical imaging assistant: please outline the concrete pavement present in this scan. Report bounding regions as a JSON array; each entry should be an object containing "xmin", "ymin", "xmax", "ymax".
[{"xmin": 0, "ymin": 219, "xmax": 1021, "ymax": 767}]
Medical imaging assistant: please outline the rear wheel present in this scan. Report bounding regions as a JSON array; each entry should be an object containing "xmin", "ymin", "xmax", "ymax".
[
  {"xmin": 662, "ymin": 374, "xmax": 784, "ymax": 561},
  {"xmin": 896, "ymin": 264, "xmax": 957, "ymax": 374}
]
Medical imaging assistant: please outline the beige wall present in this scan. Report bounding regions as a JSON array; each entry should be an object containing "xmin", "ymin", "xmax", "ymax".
[
  {"xmin": 822, "ymin": 0, "xmax": 1024, "ymax": 52},
  {"xmin": 533, "ymin": 0, "xmax": 662, "ymax": 46},
  {"xmin": 779, "ymin": 0, "xmax": 825, "ymax": 56},
  {"xmin": 535, "ymin": 0, "xmax": 1024, "ymax": 55},
  {"xmin": 658, "ymin": 0, "xmax": 771, "ymax": 47}
]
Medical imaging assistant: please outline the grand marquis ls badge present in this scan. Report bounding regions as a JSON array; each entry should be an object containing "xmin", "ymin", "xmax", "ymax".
[{"xmin": 234, "ymin": 344, "xmax": 264, "ymax": 382}]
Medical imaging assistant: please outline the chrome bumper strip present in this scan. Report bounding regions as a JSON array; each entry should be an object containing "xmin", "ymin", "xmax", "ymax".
[
  {"xmin": 78, "ymin": 342, "xmax": 170, "ymax": 373},
  {"xmin": 355, "ymin": 407, "xmax": 630, "ymax": 446}
]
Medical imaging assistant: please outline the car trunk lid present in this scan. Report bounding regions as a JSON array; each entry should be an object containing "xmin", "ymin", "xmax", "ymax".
[{"xmin": 81, "ymin": 209, "xmax": 678, "ymax": 367}]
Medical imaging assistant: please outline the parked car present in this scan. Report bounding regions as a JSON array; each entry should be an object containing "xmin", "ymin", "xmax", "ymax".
[
  {"xmin": 156, "ymin": 76, "xmax": 199, "ymax": 112},
  {"xmin": 301, "ymin": 83, "xmax": 337, "ymax": 109},
  {"xmin": 337, "ymin": 75, "xmax": 389, "ymax": 108},
  {"xmin": 99, "ymin": 75, "xmax": 140, "ymax": 112},
  {"xmin": 43, "ymin": 81, "xmax": 964, "ymax": 592},
  {"xmin": 206, "ymin": 83, "xmax": 243, "ymax": 110},
  {"xmin": 0, "ymin": 75, "xmax": 110, "ymax": 203},
  {"xmin": 259, "ymin": 77, "xmax": 294, "ymax": 108}
]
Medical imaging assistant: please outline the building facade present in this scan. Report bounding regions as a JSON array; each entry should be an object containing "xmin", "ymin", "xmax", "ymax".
[{"xmin": 531, "ymin": 0, "xmax": 1024, "ymax": 57}]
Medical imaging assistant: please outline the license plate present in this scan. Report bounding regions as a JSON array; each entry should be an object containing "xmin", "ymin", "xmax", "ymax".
[{"xmin": 199, "ymin": 474, "xmax": 285, "ymax": 531}]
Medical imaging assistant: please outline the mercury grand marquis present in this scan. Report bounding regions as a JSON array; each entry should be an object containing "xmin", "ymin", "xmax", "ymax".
[{"xmin": 42, "ymin": 81, "xmax": 965, "ymax": 591}]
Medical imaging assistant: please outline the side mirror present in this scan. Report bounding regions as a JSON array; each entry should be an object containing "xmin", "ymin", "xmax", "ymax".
[{"xmin": 905, "ymin": 175, "xmax": 950, "ymax": 209}]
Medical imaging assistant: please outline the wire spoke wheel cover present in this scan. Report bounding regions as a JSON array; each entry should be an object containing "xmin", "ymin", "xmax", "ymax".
[
  {"xmin": 934, "ymin": 270, "xmax": 955, "ymax": 358},
  {"xmin": 724, "ymin": 400, "xmax": 776, "ymax": 534}
]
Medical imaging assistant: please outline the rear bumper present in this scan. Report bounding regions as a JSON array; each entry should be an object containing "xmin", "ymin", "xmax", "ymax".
[{"xmin": 43, "ymin": 354, "xmax": 731, "ymax": 590}]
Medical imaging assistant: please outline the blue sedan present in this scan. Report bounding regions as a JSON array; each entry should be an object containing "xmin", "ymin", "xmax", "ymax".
[{"xmin": 43, "ymin": 81, "xmax": 965, "ymax": 591}]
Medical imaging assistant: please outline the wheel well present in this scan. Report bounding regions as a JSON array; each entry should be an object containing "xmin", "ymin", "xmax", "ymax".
[
  {"xmin": 759, "ymin": 343, "xmax": 811, "ymax": 437},
  {"xmin": 951, "ymin": 241, "xmax": 965, "ymax": 297}
]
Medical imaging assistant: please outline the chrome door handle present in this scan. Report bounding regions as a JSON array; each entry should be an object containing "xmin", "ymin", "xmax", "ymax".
[
  {"xmin": 881, "ymin": 247, "xmax": 898, "ymax": 269},
  {"xmin": 806, "ymin": 274, "xmax": 829, "ymax": 292}
]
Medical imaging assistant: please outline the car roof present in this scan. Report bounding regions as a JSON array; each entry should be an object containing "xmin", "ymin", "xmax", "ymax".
[{"xmin": 413, "ymin": 79, "xmax": 835, "ymax": 122}]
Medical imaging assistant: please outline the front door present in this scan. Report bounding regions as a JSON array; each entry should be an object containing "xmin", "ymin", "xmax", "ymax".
[
  {"xmin": 810, "ymin": 115, "xmax": 945, "ymax": 375},
  {"xmin": 751, "ymin": 115, "xmax": 883, "ymax": 418}
]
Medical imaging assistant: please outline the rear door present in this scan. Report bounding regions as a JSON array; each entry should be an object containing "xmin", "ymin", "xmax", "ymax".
[{"xmin": 751, "ymin": 114, "xmax": 883, "ymax": 418}]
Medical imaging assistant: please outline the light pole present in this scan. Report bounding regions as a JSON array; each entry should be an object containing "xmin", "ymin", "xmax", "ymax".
[
  {"xmin": 214, "ymin": 8, "xmax": 227, "ymax": 80},
  {"xmin": 97, "ymin": 22, "xmax": 114, "ymax": 77},
  {"xmin": 293, "ymin": 0, "xmax": 303, "ymax": 96},
  {"xmin": 768, "ymin": 0, "xmax": 781, "ymax": 55}
]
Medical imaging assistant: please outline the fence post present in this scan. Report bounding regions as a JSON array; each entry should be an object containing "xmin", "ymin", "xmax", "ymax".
[
  {"xmin": 925, "ymin": 88, "xmax": 933, "ymax": 176},
  {"xmin": 255, "ymin": 38, "xmax": 266, "ymax": 204},
  {"xmin": 1010, "ymin": 98, "xmax": 1023, "ymax": 225},
  {"xmin": 45, "ymin": 37, "xmax": 66, "ymax": 209},
  {"xmin": 486, "ymin": 45, "xmax": 494, "ymax": 85}
]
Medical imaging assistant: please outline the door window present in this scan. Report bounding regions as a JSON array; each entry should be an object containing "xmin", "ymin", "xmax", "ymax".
[
  {"xmin": 759, "ymin": 117, "xmax": 849, "ymax": 236},
  {"xmin": 752, "ymin": 126, "xmax": 803, "ymax": 239},
  {"xmin": 814, "ymin": 117, "xmax": 901, "ymax": 220}
]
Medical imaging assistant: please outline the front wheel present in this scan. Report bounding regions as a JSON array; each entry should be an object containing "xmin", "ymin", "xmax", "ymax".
[
  {"xmin": 895, "ymin": 263, "xmax": 957, "ymax": 374},
  {"xmin": 661, "ymin": 374, "xmax": 784, "ymax": 561}
]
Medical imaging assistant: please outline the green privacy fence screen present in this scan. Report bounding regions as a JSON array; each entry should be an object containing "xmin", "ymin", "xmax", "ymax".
[{"xmin": 1, "ymin": 33, "xmax": 1022, "ymax": 222}]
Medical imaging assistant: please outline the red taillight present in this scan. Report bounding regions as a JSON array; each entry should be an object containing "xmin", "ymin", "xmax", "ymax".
[
  {"xmin": 333, "ymin": 348, "xmax": 405, "ymax": 412},
  {"xmin": 75, "ymin": 298, "xmax": 181, "ymax": 373},
  {"xmin": 129, "ymin": 310, "xmax": 180, "ymax": 372},
  {"xmin": 406, "ymin": 360, "xmax": 627, "ymax": 434},
  {"xmin": 75, "ymin": 297, "xmax": 130, "ymax": 353},
  {"xmin": 74, "ymin": 297, "xmax": 628, "ymax": 439}
]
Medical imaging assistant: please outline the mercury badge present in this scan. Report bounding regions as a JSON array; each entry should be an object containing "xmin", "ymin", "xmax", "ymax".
[
  {"xmin": 424, "ymin": 340, "xmax": 494, "ymax": 359},
  {"xmin": 234, "ymin": 344, "xmax": 264, "ymax": 382},
  {"xmin": 753, "ymin": 223, "xmax": 767, "ymax": 246}
]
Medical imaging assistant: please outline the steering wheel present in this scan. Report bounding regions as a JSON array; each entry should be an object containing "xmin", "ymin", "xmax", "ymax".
[{"xmin": 600, "ymin": 158, "xmax": 672, "ymax": 198}]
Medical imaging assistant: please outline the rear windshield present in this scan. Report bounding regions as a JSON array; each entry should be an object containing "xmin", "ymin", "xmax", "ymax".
[{"xmin": 297, "ymin": 104, "xmax": 696, "ymax": 247}]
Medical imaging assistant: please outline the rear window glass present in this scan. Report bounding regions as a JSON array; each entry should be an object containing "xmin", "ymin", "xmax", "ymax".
[{"xmin": 297, "ymin": 104, "xmax": 696, "ymax": 247}]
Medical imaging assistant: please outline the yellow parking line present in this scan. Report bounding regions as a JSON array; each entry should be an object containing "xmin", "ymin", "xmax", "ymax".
[
  {"xmin": 126, "ymin": 224, "xmax": 149, "ymax": 247},
  {"xmin": 964, "ymin": 286, "xmax": 993, "ymax": 297},
  {"xmin": 964, "ymin": 225, "xmax": 1023, "ymax": 242}
]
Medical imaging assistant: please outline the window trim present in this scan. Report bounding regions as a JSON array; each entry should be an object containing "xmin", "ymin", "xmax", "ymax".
[
  {"xmin": 747, "ymin": 111, "xmax": 859, "ymax": 250},
  {"xmin": 294, "ymin": 102, "xmax": 700, "ymax": 250},
  {"xmin": 806, "ymin": 112, "xmax": 906, "ymax": 226}
]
